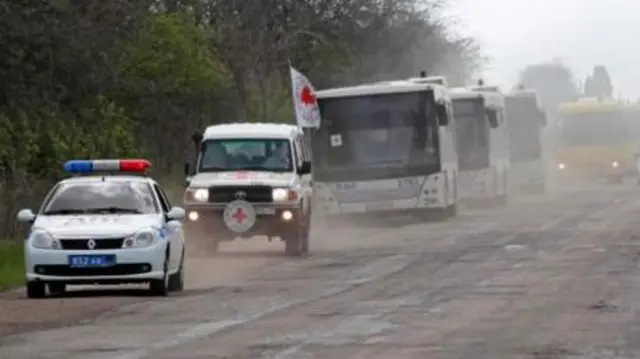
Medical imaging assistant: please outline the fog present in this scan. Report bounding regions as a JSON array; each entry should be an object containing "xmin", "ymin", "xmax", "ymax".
[{"xmin": 446, "ymin": 0, "xmax": 640, "ymax": 97}]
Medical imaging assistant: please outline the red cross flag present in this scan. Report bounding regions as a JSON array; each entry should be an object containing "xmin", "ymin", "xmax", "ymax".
[{"xmin": 289, "ymin": 65, "xmax": 321, "ymax": 128}]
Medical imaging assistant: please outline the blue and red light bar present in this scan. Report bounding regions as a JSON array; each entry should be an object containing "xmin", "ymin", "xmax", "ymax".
[{"xmin": 63, "ymin": 159, "xmax": 152, "ymax": 173}]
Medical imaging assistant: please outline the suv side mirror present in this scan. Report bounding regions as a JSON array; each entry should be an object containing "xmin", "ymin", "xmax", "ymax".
[
  {"xmin": 486, "ymin": 108, "xmax": 499, "ymax": 128},
  {"xmin": 299, "ymin": 161, "xmax": 311, "ymax": 174},
  {"xmin": 436, "ymin": 103, "xmax": 448, "ymax": 126},
  {"xmin": 191, "ymin": 131, "xmax": 203, "ymax": 145}
]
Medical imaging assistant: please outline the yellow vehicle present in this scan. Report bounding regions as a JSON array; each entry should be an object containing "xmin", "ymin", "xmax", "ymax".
[{"xmin": 553, "ymin": 98, "xmax": 640, "ymax": 182}]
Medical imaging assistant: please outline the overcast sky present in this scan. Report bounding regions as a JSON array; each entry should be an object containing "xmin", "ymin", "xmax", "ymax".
[{"xmin": 445, "ymin": 0, "xmax": 640, "ymax": 98}]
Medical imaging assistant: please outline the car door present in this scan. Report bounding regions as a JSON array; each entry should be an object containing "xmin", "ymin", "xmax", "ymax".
[{"xmin": 153, "ymin": 184, "xmax": 183, "ymax": 271}]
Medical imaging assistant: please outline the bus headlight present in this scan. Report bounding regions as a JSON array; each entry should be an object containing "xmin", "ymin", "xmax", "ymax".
[
  {"xmin": 612, "ymin": 161, "xmax": 619, "ymax": 168},
  {"xmin": 557, "ymin": 163, "xmax": 565, "ymax": 170}
]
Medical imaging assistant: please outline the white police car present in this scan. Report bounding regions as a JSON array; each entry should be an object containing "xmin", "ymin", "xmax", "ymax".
[{"xmin": 16, "ymin": 159, "xmax": 187, "ymax": 299}]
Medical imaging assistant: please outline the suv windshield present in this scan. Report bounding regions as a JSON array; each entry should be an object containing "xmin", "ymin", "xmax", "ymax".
[
  {"xmin": 42, "ymin": 181, "xmax": 158, "ymax": 215},
  {"xmin": 198, "ymin": 138, "xmax": 293, "ymax": 173}
]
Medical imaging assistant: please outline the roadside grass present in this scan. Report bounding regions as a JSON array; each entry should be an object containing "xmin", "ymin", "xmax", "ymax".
[{"xmin": 0, "ymin": 240, "xmax": 24, "ymax": 291}]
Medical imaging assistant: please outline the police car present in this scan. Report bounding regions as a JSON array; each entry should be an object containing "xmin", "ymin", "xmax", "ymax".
[
  {"xmin": 16, "ymin": 159, "xmax": 187, "ymax": 299},
  {"xmin": 183, "ymin": 123, "xmax": 313, "ymax": 256}
]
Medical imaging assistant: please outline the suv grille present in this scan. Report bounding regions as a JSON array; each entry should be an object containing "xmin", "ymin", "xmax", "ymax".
[
  {"xmin": 59, "ymin": 238, "xmax": 125, "ymax": 250},
  {"xmin": 208, "ymin": 186, "xmax": 272, "ymax": 203}
]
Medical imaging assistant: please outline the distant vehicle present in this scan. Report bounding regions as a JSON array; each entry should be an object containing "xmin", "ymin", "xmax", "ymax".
[
  {"xmin": 16, "ymin": 159, "xmax": 186, "ymax": 299},
  {"xmin": 554, "ymin": 98, "xmax": 640, "ymax": 182},
  {"xmin": 311, "ymin": 72, "xmax": 459, "ymax": 220},
  {"xmin": 450, "ymin": 83, "xmax": 510, "ymax": 205},
  {"xmin": 183, "ymin": 123, "xmax": 313, "ymax": 256},
  {"xmin": 505, "ymin": 88, "xmax": 548, "ymax": 193}
]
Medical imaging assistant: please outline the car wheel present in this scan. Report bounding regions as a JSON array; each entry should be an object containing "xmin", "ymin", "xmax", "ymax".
[
  {"xmin": 149, "ymin": 254, "xmax": 169, "ymax": 296},
  {"xmin": 168, "ymin": 251, "xmax": 185, "ymax": 292},
  {"xmin": 48, "ymin": 283, "xmax": 66, "ymax": 296},
  {"xmin": 26, "ymin": 281, "xmax": 46, "ymax": 299}
]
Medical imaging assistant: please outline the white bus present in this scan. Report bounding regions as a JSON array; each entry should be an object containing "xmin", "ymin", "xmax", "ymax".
[
  {"xmin": 450, "ymin": 84, "xmax": 510, "ymax": 205},
  {"xmin": 505, "ymin": 88, "xmax": 548, "ymax": 193},
  {"xmin": 311, "ymin": 75, "xmax": 459, "ymax": 219}
]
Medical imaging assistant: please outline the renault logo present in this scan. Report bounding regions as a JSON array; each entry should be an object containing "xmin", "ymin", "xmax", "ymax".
[
  {"xmin": 87, "ymin": 239, "xmax": 96, "ymax": 250},
  {"xmin": 234, "ymin": 191, "xmax": 247, "ymax": 199}
]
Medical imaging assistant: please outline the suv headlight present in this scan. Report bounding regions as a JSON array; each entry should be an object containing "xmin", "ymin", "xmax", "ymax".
[
  {"xmin": 122, "ymin": 229, "xmax": 157, "ymax": 248},
  {"xmin": 30, "ymin": 229, "xmax": 60, "ymax": 249},
  {"xmin": 272, "ymin": 188, "xmax": 298, "ymax": 202},
  {"xmin": 184, "ymin": 188, "xmax": 208, "ymax": 202}
]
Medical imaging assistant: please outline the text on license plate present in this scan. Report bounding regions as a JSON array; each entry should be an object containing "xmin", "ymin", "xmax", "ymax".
[
  {"xmin": 68, "ymin": 255, "xmax": 116, "ymax": 268},
  {"xmin": 365, "ymin": 202, "xmax": 393, "ymax": 211},
  {"xmin": 255, "ymin": 207, "xmax": 276, "ymax": 215}
]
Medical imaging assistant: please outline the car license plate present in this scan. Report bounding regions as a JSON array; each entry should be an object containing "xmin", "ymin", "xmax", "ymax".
[
  {"xmin": 365, "ymin": 202, "xmax": 393, "ymax": 211},
  {"xmin": 68, "ymin": 255, "xmax": 116, "ymax": 268},
  {"xmin": 255, "ymin": 207, "xmax": 276, "ymax": 215}
]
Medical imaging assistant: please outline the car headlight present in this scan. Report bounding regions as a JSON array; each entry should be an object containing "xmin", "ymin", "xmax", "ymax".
[
  {"xmin": 612, "ymin": 161, "xmax": 619, "ymax": 168},
  {"xmin": 185, "ymin": 188, "xmax": 208, "ymax": 202},
  {"xmin": 557, "ymin": 163, "xmax": 565, "ymax": 170},
  {"xmin": 123, "ymin": 230, "xmax": 157, "ymax": 248},
  {"xmin": 30, "ymin": 229, "xmax": 60, "ymax": 249},
  {"xmin": 272, "ymin": 188, "xmax": 298, "ymax": 202}
]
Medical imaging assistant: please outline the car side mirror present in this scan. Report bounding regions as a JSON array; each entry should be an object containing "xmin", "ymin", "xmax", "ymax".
[
  {"xmin": 166, "ymin": 206, "xmax": 185, "ymax": 221},
  {"xmin": 299, "ymin": 161, "xmax": 311, "ymax": 174},
  {"xmin": 436, "ymin": 103, "xmax": 448, "ymax": 126},
  {"xmin": 486, "ymin": 109, "xmax": 499, "ymax": 128},
  {"xmin": 184, "ymin": 162, "xmax": 192, "ymax": 176},
  {"xmin": 17, "ymin": 208, "xmax": 36, "ymax": 223}
]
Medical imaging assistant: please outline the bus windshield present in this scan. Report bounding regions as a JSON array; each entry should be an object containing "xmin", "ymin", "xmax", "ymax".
[
  {"xmin": 506, "ymin": 97, "xmax": 542, "ymax": 162},
  {"xmin": 561, "ymin": 111, "xmax": 629, "ymax": 146},
  {"xmin": 453, "ymin": 98, "xmax": 490, "ymax": 171},
  {"xmin": 313, "ymin": 91, "xmax": 439, "ymax": 181}
]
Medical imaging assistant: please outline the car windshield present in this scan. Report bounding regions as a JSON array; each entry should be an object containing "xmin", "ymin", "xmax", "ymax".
[
  {"xmin": 198, "ymin": 138, "xmax": 293, "ymax": 172},
  {"xmin": 42, "ymin": 181, "xmax": 158, "ymax": 215}
]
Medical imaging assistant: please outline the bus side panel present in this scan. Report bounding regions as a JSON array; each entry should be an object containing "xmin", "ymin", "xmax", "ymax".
[{"xmin": 489, "ymin": 108, "xmax": 510, "ymax": 197}]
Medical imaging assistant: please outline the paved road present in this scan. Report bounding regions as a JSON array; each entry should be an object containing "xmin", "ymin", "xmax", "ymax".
[{"xmin": 2, "ymin": 184, "xmax": 640, "ymax": 358}]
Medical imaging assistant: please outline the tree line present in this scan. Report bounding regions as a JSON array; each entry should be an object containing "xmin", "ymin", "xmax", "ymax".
[
  {"xmin": 517, "ymin": 59, "xmax": 616, "ymax": 111},
  {"xmin": 0, "ymin": 0, "xmax": 481, "ymax": 237}
]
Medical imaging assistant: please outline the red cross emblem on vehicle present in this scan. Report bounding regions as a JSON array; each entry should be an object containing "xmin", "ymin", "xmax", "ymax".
[{"xmin": 231, "ymin": 207, "xmax": 247, "ymax": 223}]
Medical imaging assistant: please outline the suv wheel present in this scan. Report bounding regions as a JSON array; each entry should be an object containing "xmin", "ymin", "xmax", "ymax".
[{"xmin": 284, "ymin": 214, "xmax": 310, "ymax": 257}]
